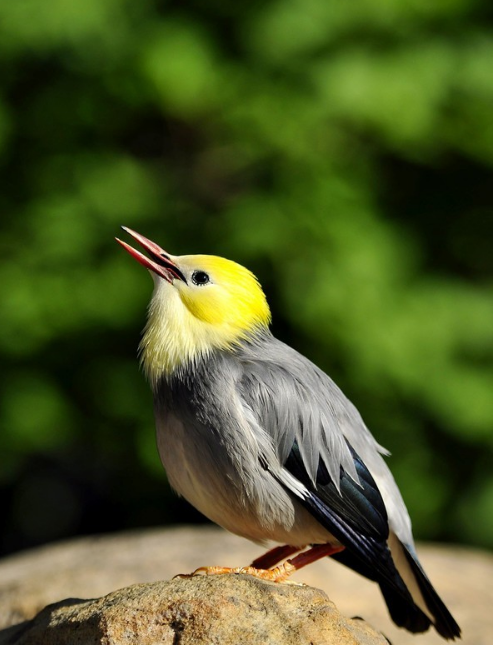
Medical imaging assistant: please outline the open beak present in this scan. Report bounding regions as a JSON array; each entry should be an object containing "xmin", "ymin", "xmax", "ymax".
[{"xmin": 116, "ymin": 227, "xmax": 187, "ymax": 284}]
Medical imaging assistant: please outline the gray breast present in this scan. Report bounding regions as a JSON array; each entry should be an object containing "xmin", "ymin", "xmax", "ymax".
[{"xmin": 152, "ymin": 355, "xmax": 335, "ymax": 547}]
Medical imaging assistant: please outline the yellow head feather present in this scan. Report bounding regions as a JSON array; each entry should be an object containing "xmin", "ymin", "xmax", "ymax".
[{"xmin": 140, "ymin": 254, "xmax": 271, "ymax": 383}]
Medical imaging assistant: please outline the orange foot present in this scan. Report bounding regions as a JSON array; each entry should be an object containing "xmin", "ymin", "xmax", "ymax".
[{"xmin": 176, "ymin": 561, "xmax": 297, "ymax": 583}]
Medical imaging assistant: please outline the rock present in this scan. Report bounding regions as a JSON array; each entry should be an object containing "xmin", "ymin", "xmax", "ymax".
[
  {"xmin": 0, "ymin": 526, "xmax": 490, "ymax": 643},
  {"xmin": 1, "ymin": 574, "xmax": 388, "ymax": 645}
]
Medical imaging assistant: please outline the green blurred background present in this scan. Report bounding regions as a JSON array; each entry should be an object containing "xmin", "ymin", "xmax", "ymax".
[{"xmin": 0, "ymin": 0, "xmax": 492, "ymax": 557}]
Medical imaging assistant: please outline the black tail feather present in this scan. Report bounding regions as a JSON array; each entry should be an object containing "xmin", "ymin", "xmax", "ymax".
[
  {"xmin": 403, "ymin": 548, "xmax": 461, "ymax": 640},
  {"xmin": 332, "ymin": 546, "xmax": 461, "ymax": 639},
  {"xmin": 333, "ymin": 549, "xmax": 433, "ymax": 634},
  {"xmin": 379, "ymin": 580, "xmax": 432, "ymax": 634}
]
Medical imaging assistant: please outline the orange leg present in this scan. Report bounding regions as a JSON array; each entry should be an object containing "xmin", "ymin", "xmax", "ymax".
[
  {"xmin": 251, "ymin": 544, "xmax": 303, "ymax": 570},
  {"xmin": 262, "ymin": 543, "xmax": 345, "ymax": 581},
  {"xmin": 286, "ymin": 543, "xmax": 345, "ymax": 571}
]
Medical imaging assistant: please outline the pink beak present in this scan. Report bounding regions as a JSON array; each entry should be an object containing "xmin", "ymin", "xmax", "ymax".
[{"xmin": 116, "ymin": 227, "xmax": 187, "ymax": 284}]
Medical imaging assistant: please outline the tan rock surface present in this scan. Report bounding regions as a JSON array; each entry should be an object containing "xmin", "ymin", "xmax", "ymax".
[
  {"xmin": 0, "ymin": 526, "xmax": 489, "ymax": 643},
  {"xmin": 0, "ymin": 575, "xmax": 388, "ymax": 645}
]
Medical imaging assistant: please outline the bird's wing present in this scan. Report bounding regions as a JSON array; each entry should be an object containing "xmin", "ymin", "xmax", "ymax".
[{"xmin": 238, "ymin": 336, "xmax": 413, "ymax": 544}]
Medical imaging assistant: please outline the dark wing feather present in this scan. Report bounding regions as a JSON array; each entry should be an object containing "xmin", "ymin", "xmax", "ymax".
[
  {"xmin": 285, "ymin": 440, "xmax": 388, "ymax": 539},
  {"xmin": 285, "ymin": 442, "xmax": 418, "ymax": 589}
]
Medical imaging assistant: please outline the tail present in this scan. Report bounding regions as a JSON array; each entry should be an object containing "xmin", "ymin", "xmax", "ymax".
[
  {"xmin": 395, "ymin": 545, "xmax": 461, "ymax": 640},
  {"xmin": 333, "ymin": 540, "xmax": 461, "ymax": 640}
]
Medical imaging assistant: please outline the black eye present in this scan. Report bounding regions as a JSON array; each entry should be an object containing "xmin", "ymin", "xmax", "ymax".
[{"xmin": 192, "ymin": 270, "xmax": 210, "ymax": 286}]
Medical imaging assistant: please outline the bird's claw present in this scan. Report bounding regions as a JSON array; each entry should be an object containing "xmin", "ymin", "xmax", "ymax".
[{"xmin": 174, "ymin": 561, "xmax": 300, "ymax": 584}]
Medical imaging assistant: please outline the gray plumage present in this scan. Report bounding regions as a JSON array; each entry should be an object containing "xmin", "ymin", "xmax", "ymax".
[
  {"xmin": 155, "ymin": 333, "xmax": 410, "ymax": 547},
  {"xmin": 155, "ymin": 334, "xmax": 344, "ymax": 546}
]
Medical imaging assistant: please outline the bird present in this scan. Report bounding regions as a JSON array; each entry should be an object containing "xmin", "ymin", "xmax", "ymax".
[{"xmin": 116, "ymin": 226, "xmax": 461, "ymax": 640}]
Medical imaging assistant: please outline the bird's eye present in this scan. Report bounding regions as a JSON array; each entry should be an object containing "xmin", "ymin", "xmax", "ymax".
[{"xmin": 191, "ymin": 270, "xmax": 210, "ymax": 286}]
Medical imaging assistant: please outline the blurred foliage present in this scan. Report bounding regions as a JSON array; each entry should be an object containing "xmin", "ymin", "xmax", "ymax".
[{"xmin": 0, "ymin": 0, "xmax": 492, "ymax": 556}]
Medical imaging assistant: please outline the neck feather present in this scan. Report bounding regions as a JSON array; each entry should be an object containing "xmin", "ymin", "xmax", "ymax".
[{"xmin": 139, "ymin": 288, "xmax": 269, "ymax": 387}]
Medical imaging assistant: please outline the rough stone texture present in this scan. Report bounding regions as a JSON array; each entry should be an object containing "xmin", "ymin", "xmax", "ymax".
[
  {"xmin": 0, "ymin": 526, "xmax": 490, "ymax": 644},
  {"xmin": 0, "ymin": 575, "xmax": 388, "ymax": 645}
]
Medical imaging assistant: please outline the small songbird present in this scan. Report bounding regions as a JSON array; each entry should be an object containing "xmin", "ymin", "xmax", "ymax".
[{"xmin": 117, "ymin": 226, "xmax": 460, "ymax": 640}]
